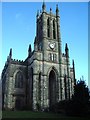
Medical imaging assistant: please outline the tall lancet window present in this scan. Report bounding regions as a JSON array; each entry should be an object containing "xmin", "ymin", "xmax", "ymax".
[
  {"xmin": 15, "ymin": 71, "xmax": 23, "ymax": 88},
  {"xmin": 47, "ymin": 18, "xmax": 50, "ymax": 37},
  {"xmin": 53, "ymin": 20, "xmax": 56, "ymax": 39}
]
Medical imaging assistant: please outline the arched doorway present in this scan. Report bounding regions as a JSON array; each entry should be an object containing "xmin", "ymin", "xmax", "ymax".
[
  {"xmin": 49, "ymin": 70, "xmax": 56, "ymax": 107},
  {"xmin": 15, "ymin": 98, "xmax": 22, "ymax": 110}
]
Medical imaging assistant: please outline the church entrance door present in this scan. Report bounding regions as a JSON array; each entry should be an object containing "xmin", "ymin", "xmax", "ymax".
[
  {"xmin": 49, "ymin": 70, "xmax": 56, "ymax": 107},
  {"xmin": 15, "ymin": 98, "xmax": 22, "ymax": 110}
]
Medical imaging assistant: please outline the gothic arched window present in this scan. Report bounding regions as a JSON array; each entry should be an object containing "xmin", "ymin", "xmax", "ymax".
[
  {"xmin": 15, "ymin": 71, "xmax": 23, "ymax": 88},
  {"xmin": 53, "ymin": 20, "xmax": 56, "ymax": 39},
  {"xmin": 47, "ymin": 18, "xmax": 50, "ymax": 37}
]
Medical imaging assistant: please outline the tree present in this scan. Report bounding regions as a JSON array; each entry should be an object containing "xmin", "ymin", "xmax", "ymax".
[
  {"xmin": 49, "ymin": 79, "xmax": 90, "ymax": 117},
  {"xmin": 66, "ymin": 80, "xmax": 90, "ymax": 116},
  {"xmin": 73, "ymin": 80, "xmax": 89, "ymax": 104}
]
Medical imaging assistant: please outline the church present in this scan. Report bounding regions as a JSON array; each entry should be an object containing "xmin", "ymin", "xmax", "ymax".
[{"xmin": 2, "ymin": 2, "xmax": 76, "ymax": 111}]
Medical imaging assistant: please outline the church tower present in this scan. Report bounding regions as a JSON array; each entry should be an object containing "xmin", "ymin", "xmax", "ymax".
[
  {"xmin": 27, "ymin": 2, "xmax": 75, "ymax": 110},
  {"xmin": 34, "ymin": 2, "xmax": 63, "ymax": 109}
]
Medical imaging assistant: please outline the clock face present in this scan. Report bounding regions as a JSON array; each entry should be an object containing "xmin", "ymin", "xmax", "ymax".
[{"xmin": 49, "ymin": 42, "xmax": 55, "ymax": 49}]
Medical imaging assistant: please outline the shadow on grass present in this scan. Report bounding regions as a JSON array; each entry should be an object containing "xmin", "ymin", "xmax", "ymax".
[{"xmin": 1, "ymin": 111, "xmax": 90, "ymax": 120}]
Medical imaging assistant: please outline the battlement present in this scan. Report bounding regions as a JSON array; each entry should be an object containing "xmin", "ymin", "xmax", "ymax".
[
  {"xmin": 11, "ymin": 59, "xmax": 27, "ymax": 66},
  {"xmin": 36, "ymin": 3, "xmax": 59, "ymax": 21},
  {"xmin": 1, "ymin": 58, "xmax": 26, "ymax": 78},
  {"xmin": 37, "ymin": 10, "xmax": 56, "ymax": 21},
  {"xmin": 12, "ymin": 59, "xmax": 24, "ymax": 63}
]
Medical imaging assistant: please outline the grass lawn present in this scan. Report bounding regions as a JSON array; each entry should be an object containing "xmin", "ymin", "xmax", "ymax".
[{"xmin": 2, "ymin": 111, "xmax": 90, "ymax": 119}]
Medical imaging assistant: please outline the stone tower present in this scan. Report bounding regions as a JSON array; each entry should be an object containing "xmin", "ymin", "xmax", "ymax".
[
  {"xmin": 2, "ymin": 3, "xmax": 76, "ymax": 111},
  {"xmin": 27, "ymin": 2, "xmax": 75, "ymax": 110}
]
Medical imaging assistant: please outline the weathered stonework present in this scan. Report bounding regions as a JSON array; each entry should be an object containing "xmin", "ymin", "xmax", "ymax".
[{"xmin": 2, "ymin": 3, "xmax": 76, "ymax": 111}]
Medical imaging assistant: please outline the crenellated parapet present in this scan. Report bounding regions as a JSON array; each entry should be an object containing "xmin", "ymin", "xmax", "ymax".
[
  {"xmin": 1, "ymin": 48, "xmax": 27, "ymax": 79},
  {"xmin": 36, "ymin": 2, "xmax": 60, "ymax": 22},
  {"xmin": 11, "ymin": 59, "xmax": 24, "ymax": 65},
  {"xmin": 1, "ymin": 59, "xmax": 26, "ymax": 79}
]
